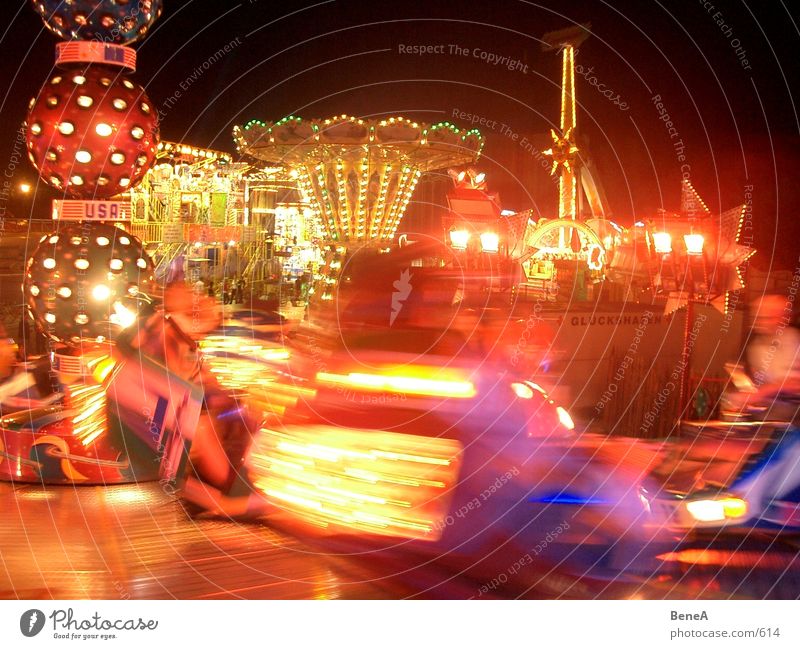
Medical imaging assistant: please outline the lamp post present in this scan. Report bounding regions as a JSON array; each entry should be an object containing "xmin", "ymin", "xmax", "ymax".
[
  {"xmin": 650, "ymin": 224, "xmax": 708, "ymax": 420},
  {"xmin": 649, "ymin": 181, "xmax": 755, "ymax": 424}
]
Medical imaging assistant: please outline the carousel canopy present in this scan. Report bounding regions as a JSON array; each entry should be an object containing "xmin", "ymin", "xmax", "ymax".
[{"xmin": 233, "ymin": 115, "xmax": 483, "ymax": 243}]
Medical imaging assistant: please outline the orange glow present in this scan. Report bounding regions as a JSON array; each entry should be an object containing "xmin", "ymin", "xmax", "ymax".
[
  {"xmin": 479, "ymin": 231, "xmax": 500, "ymax": 253},
  {"xmin": 524, "ymin": 381, "xmax": 547, "ymax": 394},
  {"xmin": 511, "ymin": 382, "xmax": 534, "ymax": 399},
  {"xmin": 683, "ymin": 233, "xmax": 704, "ymax": 255},
  {"xmin": 449, "ymin": 229, "xmax": 470, "ymax": 249},
  {"xmin": 653, "ymin": 231, "xmax": 672, "ymax": 254},
  {"xmin": 200, "ymin": 336, "xmax": 290, "ymax": 362},
  {"xmin": 316, "ymin": 368, "xmax": 476, "ymax": 399},
  {"xmin": 556, "ymin": 406, "xmax": 575, "ymax": 430},
  {"xmin": 720, "ymin": 496, "xmax": 748, "ymax": 518},
  {"xmin": 685, "ymin": 496, "xmax": 748, "ymax": 522},
  {"xmin": 200, "ymin": 340, "xmax": 313, "ymax": 416},
  {"xmin": 67, "ymin": 383, "xmax": 108, "ymax": 447},
  {"xmin": 90, "ymin": 356, "xmax": 117, "ymax": 383},
  {"xmin": 104, "ymin": 487, "xmax": 156, "ymax": 505},
  {"xmin": 656, "ymin": 549, "xmax": 787, "ymax": 568},
  {"xmin": 247, "ymin": 425, "xmax": 463, "ymax": 540}
]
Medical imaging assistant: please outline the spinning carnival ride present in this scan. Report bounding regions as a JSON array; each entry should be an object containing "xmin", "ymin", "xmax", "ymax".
[
  {"xmin": 234, "ymin": 115, "xmax": 483, "ymax": 243},
  {"xmin": 0, "ymin": 1, "xmax": 202, "ymax": 485},
  {"xmin": 234, "ymin": 115, "xmax": 483, "ymax": 300},
  {"xmin": 446, "ymin": 25, "xmax": 751, "ymax": 309},
  {"xmin": 436, "ymin": 25, "xmax": 626, "ymax": 302},
  {"xmin": 516, "ymin": 25, "xmax": 617, "ymax": 300}
]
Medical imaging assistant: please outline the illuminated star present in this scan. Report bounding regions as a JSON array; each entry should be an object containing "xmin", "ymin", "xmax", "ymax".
[
  {"xmin": 542, "ymin": 128, "xmax": 579, "ymax": 176},
  {"xmin": 716, "ymin": 205, "xmax": 755, "ymax": 271},
  {"xmin": 665, "ymin": 180, "xmax": 756, "ymax": 313}
]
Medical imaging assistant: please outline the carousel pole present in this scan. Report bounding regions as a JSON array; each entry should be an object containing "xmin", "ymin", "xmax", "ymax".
[{"xmin": 679, "ymin": 298, "xmax": 695, "ymax": 423}]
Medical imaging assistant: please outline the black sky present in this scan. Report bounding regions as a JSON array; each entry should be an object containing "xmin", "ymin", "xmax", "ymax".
[{"xmin": 1, "ymin": 0, "xmax": 798, "ymax": 267}]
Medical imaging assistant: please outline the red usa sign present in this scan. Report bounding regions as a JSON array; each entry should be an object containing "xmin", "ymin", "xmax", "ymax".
[{"xmin": 52, "ymin": 200, "xmax": 131, "ymax": 221}]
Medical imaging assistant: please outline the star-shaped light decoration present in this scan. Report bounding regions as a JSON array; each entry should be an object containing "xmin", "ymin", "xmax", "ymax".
[
  {"xmin": 543, "ymin": 127, "xmax": 581, "ymax": 221},
  {"xmin": 653, "ymin": 180, "xmax": 755, "ymax": 314},
  {"xmin": 711, "ymin": 203, "xmax": 756, "ymax": 312},
  {"xmin": 543, "ymin": 127, "xmax": 579, "ymax": 177},
  {"xmin": 680, "ymin": 179, "xmax": 711, "ymax": 218}
]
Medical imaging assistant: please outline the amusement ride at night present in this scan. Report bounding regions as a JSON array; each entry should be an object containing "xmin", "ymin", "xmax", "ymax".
[
  {"xmin": 1, "ymin": 0, "xmax": 798, "ymax": 606},
  {"xmin": 0, "ymin": 0, "xmax": 759, "ymax": 494}
]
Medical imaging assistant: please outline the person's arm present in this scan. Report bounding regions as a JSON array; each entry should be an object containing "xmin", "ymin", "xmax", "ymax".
[{"xmin": 753, "ymin": 328, "xmax": 800, "ymax": 400}]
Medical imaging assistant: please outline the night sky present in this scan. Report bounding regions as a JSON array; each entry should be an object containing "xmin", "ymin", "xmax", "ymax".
[{"xmin": 1, "ymin": 0, "xmax": 798, "ymax": 267}]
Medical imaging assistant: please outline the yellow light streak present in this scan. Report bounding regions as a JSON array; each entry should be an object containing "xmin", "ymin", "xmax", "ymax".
[
  {"xmin": 316, "ymin": 369, "xmax": 476, "ymax": 398},
  {"xmin": 248, "ymin": 425, "xmax": 463, "ymax": 540}
]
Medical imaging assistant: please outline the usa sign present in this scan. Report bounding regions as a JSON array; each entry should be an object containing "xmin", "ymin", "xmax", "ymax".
[{"xmin": 52, "ymin": 200, "xmax": 131, "ymax": 222}]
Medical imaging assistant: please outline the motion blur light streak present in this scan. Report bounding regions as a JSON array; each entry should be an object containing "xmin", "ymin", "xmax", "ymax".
[
  {"xmin": 316, "ymin": 369, "xmax": 476, "ymax": 398},
  {"xmin": 200, "ymin": 335, "xmax": 290, "ymax": 362},
  {"xmin": 511, "ymin": 382, "xmax": 535, "ymax": 399},
  {"xmin": 68, "ymin": 383, "xmax": 108, "ymax": 447},
  {"xmin": 109, "ymin": 302, "xmax": 137, "ymax": 329},
  {"xmin": 556, "ymin": 406, "xmax": 575, "ymax": 431},
  {"xmin": 686, "ymin": 497, "xmax": 748, "ymax": 523},
  {"xmin": 656, "ymin": 549, "xmax": 798, "ymax": 569},
  {"xmin": 199, "ymin": 336, "xmax": 305, "ymax": 416},
  {"xmin": 247, "ymin": 425, "xmax": 463, "ymax": 540},
  {"xmin": 531, "ymin": 491, "xmax": 611, "ymax": 505},
  {"xmin": 523, "ymin": 381, "xmax": 548, "ymax": 395},
  {"xmin": 89, "ymin": 355, "xmax": 116, "ymax": 383}
]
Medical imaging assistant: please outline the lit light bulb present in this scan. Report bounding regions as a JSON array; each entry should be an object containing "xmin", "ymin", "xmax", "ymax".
[
  {"xmin": 449, "ymin": 229, "xmax": 470, "ymax": 249},
  {"xmin": 652, "ymin": 232, "xmax": 672, "ymax": 254},
  {"xmin": 110, "ymin": 302, "xmax": 136, "ymax": 329},
  {"xmin": 92, "ymin": 284, "xmax": 110, "ymax": 301},
  {"xmin": 684, "ymin": 233, "xmax": 704, "ymax": 255},
  {"xmin": 480, "ymin": 232, "xmax": 500, "ymax": 253}
]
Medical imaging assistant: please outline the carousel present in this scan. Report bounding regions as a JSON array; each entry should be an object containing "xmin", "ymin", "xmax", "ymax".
[{"xmin": 233, "ymin": 114, "xmax": 484, "ymax": 301}]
